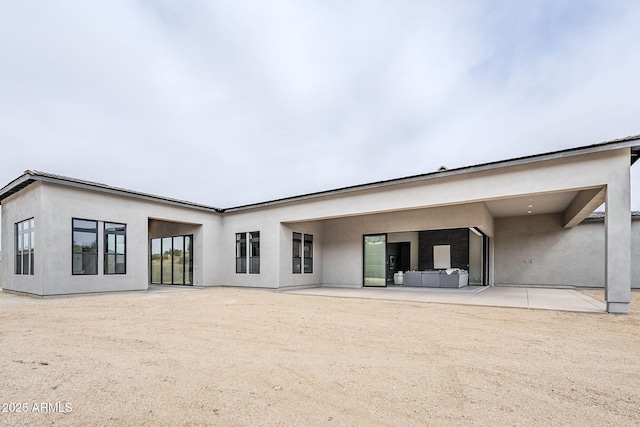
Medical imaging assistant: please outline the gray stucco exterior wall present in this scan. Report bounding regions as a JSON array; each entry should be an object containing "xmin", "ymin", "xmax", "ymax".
[
  {"xmin": 494, "ymin": 214, "xmax": 640, "ymax": 288},
  {"xmin": 1, "ymin": 137, "xmax": 638, "ymax": 312}
]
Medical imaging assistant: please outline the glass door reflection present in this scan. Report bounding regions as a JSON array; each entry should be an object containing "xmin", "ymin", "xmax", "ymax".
[{"xmin": 363, "ymin": 234, "xmax": 387, "ymax": 287}]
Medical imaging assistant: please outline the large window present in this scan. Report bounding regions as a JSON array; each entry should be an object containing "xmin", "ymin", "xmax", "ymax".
[
  {"xmin": 104, "ymin": 222, "xmax": 126, "ymax": 274},
  {"xmin": 15, "ymin": 218, "xmax": 34, "ymax": 275},
  {"xmin": 293, "ymin": 232, "xmax": 313, "ymax": 274},
  {"xmin": 73, "ymin": 219, "xmax": 98, "ymax": 275},
  {"xmin": 150, "ymin": 235, "xmax": 193, "ymax": 285},
  {"xmin": 236, "ymin": 231, "xmax": 260, "ymax": 274}
]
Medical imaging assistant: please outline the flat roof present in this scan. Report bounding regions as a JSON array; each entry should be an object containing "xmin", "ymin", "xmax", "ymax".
[{"xmin": 1, "ymin": 134, "xmax": 639, "ymax": 212}]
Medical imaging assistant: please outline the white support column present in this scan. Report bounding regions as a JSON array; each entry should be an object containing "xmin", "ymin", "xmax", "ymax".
[{"xmin": 604, "ymin": 178, "xmax": 632, "ymax": 313}]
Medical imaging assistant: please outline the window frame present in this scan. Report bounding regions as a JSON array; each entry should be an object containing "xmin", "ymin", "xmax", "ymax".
[
  {"xmin": 104, "ymin": 222, "xmax": 126, "ymax": 275},
  {"xmin": 72, "ymin": 218, "xmax": 98, "ymax": 276},
  {"xmin": 292, "ymin": 232, "xmax": 302, "ymax": 274},
  {"xmin": 236, "ymin": 231, "xmax": 260, "ymax": 274},
  {"xmin": 236, "ymin": 233, "xmax": 247, "ymax": 274},
  {"xmin": 304, "ymin": 234, "xmax": 313, "ymax": 274},
  {"xmin": 249, "ymin": 231, "xmax": 260, "ymax": 274},
  {"xmin": 15, "ymin": 218, "xmax": 34, "ymax": 276},
  {"xmin": 149, "ymin": 234, "xmax": 193, "ymax": 285}
]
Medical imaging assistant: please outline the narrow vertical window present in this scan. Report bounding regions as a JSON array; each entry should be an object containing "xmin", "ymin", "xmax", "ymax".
[
  {"xmin": 173, "ymin": 236, "xmax": 184, "ymax": 284},
  {"xmin": 304, "ymin": 234, "xmax": 313, "ymax": 274},
  {"xmin": 249, "ymin": 232, "xmax": 260, "ymax": 274},
  {"xmin": 236, "ymin": 233, "xmax": 247, "ymax": 273},
  {"xmin": 150, "ymin": 238, "xmax": 162, "ymax": 283},
  {"xmin": 162, "ymin": 237, "xmax": 172, "ymax": 283},
  {"xmin": 184, "ymin": 235, "xmax": 193, "ymax": 285},
  {"xmin": 104, "ymin": 222, "xmax": 126, "ymax": 274},
  {"xmin": 73, "ymin": 219, "xmax": 98, "ymax": 275},
  {"xmin": 292, "ymin": 232, "xmax": 302, "ymax": 274},
  {"xmin": 15, "ymin": 218, "xmax": 34, "ymax": 275}
]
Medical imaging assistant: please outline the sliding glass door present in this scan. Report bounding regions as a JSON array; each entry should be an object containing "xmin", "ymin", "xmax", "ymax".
[
  {"xmin": 363, "ymin": 234, "xmax": 386, "ymax": 287},
  {"xmin": 150, "ymin": 235, "xmax": 193, "ymax": 285}
]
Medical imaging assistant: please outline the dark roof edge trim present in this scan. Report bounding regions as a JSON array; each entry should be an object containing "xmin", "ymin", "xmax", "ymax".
[
  {"xmin": 2, "ymin": 135, "xmax": 639, "ymax": 212},
  {"xmin": 0, "ymin": 171, "xmax": 223, "ymax": 213},
  {"xmin": 583, "ymin": 211, "xmax": 640, "ymax": 222},
  {"xmin": 0, "ymin": 174, "xmax": 36, "ymax": 203},
  {"xmin": 226, "ymin": 135, "xmax": 640, "ymax": 212}
]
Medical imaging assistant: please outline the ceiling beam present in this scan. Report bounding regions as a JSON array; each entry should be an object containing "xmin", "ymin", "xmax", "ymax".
[{"xmin": 563, "ymin": 187, "xmax": 606, "ymax": 228}]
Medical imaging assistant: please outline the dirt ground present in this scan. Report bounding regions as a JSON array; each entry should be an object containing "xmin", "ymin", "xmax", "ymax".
[{"xmin": 1, "ymin": 287, "xmax": 639, "ymax": 426}]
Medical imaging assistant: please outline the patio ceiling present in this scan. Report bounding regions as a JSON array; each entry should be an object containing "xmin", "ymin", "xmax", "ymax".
[{"xmin": 484, "ymin": 190, "xmax": 582, "ymax": 218}]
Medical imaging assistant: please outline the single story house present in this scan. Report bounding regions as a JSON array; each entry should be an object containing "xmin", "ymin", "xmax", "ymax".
[{"xmin": 1, "ymin": 135, "xmax": 639, "ymax": 313}]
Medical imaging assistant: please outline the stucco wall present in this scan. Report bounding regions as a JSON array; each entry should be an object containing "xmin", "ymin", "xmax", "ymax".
[
  {"xmin": 494, "ymin": 214, "xmax": 640, "ymax": 288},
  {"xmin": 228, "ymin": 148, "xmax": 628, "ymax": 226},
  {"xmin": 321, "ymin": 203, "xmax": 494, "ymax": 287},
  {"xmin": 1, "ymin": 182, "xmax": 223, "ymax": 296},
  {"xmin": 1, "ymin": 183, "xmax": 43, "ymax": 294},
  {"xmin": 279, "ymin": 221, "xmax": 324, "ymax": 289}
]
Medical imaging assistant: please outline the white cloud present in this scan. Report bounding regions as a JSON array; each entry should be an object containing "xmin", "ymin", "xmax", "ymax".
[{"xmin": 0, "ymin": 0, "xmax": 638, "ymax": 209}]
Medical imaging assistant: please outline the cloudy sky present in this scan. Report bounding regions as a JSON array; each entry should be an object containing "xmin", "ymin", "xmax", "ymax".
[{"xmin": 1, "ymin": 0, "xmax": 639, "ymax": 211}]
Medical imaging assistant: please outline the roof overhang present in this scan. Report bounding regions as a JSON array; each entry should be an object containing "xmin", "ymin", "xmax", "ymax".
[
  {"xmin": 631, "ymin": 145, "xmax": 640, "ymax": 165},
  {"xmin": 0, "ymin": 173, "xmax": 37, "ymax": 203},
  {"xmin": 0, "ymin": 170, "xmax": 223, "ymax": 213},
  {"xmin": 226, "ymin": 134, "xmax": 640, "ymax": 212},
  {"xmin": 2, "ymin": 135, "xmax": 639, "ymax": 213}
]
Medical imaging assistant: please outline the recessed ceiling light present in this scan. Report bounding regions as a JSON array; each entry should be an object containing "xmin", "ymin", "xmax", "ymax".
[{"xmin": 527, "ymin": 210, "xmax": 532, "ymax": 214}]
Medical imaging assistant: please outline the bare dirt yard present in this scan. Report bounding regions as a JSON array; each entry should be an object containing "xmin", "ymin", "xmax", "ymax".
[{"xmin": 1, "ymin": 287, "xmax": 639, "ymax": 426}]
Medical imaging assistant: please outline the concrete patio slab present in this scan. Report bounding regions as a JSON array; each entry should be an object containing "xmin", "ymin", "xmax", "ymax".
[{"xmin": 284, "ymin": 285, "xmax": 607, "ymax": 313}]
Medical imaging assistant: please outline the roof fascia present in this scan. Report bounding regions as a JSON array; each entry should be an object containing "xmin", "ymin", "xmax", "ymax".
[
  {"xmin": 226, "ymin": 137, "xmax": 640, "ymax": 212},
  {"xmin": 1, "ymin": 172, "xmax": 222, "ymax": 213},
  {"xmin": 0, "ymin": 173, "xmax": 36, "ymax": 203}
]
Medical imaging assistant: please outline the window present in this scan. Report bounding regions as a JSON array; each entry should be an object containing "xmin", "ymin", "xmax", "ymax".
[
  {"xmin": 104, "ymin": 222, "xmax": 126, "ymax": 274},
  {"xmin": 236, "ymin": 233, "xmax": 247, "ymax": 273},
  {"xmin": 293, "ymin": 233, "xmax": 313, "ymax": 274},
  {"xmin": 73, "ymin": 219, "xmax": 98, "ymax": 275},
  {"xmin": 15, "ymin": 218, "xmax": 34, "ymax": 275},
  {"xmin": 150, "ymin": 235, "xmax": 193, "ymax": 285},
  {"xmin": 292, "ymin": 232, "xmax": 302, "ymax": 274},
  {"xmin": 249, "ymin": 232, "xmax": 260, "ymax": 274},
  {"xmin": 304, "ymin": 234, "xmax": 313, "ymax": 273},
  {"xmin": 236, "ymin": 231, "xmax": 260, "ymax": 274}
]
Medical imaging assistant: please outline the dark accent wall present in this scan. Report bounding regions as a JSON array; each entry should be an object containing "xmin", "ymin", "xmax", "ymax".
[{"xmin": 418, "ymin": 229, "xmax": 469, "ymax": 270}]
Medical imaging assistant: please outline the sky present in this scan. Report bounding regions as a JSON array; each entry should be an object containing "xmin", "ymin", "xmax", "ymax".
[{"xmin": 1, "ymin": 0, "xmax": 640, "ymax": 215}]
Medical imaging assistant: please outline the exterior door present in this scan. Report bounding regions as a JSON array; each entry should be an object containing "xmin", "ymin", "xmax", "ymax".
[
  {"xmin": 149, "ymin": 235, "xmax": 193, "ymax": 285},
  {"xmin": 363, "ymin": 234, "xmax": 387, "ymax": 287}
]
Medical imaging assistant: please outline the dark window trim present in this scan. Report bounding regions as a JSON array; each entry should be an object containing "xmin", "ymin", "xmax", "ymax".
[
  {"xmin": 292, "ymin": 232, "xmax": 302, "ymax": 274},
  {"xmin": 236, "ymin": 232, "xmax": 247, "ymax": 274},
  {"xmin": 249, "ymin": 231, "xmax": 260, "ymax": 274},
  {"xmin": 236, "ymin": 231, "xmax": 260, "ymax": 274},
  {"xmin": 149, "ymin": 234, "xmax": 194, "ymax": 285},
  {"xmin": 15, "ymin": 218, "xmax": 34, "ymax": 276},
  {"xmin": 72, "ymin": 217, "xmax": 98, "ymax": 276},
  {"xmin": 104, "ymin": 221, "xmax": 127, "ymax": 275},
  {"xmin": 304, "ymin": 234, "xmax": 313, "ymax": 274}
]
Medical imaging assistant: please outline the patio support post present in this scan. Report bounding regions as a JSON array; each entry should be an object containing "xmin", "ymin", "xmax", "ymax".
[{"xmin": 604, "ymin": 177, "xmax": 631, "ymax": 314}]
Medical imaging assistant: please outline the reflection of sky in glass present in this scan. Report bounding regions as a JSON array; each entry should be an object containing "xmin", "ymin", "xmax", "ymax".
[{"xmin": 116, "ymin": 235, "xmax": 125, "ymax": 254}]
